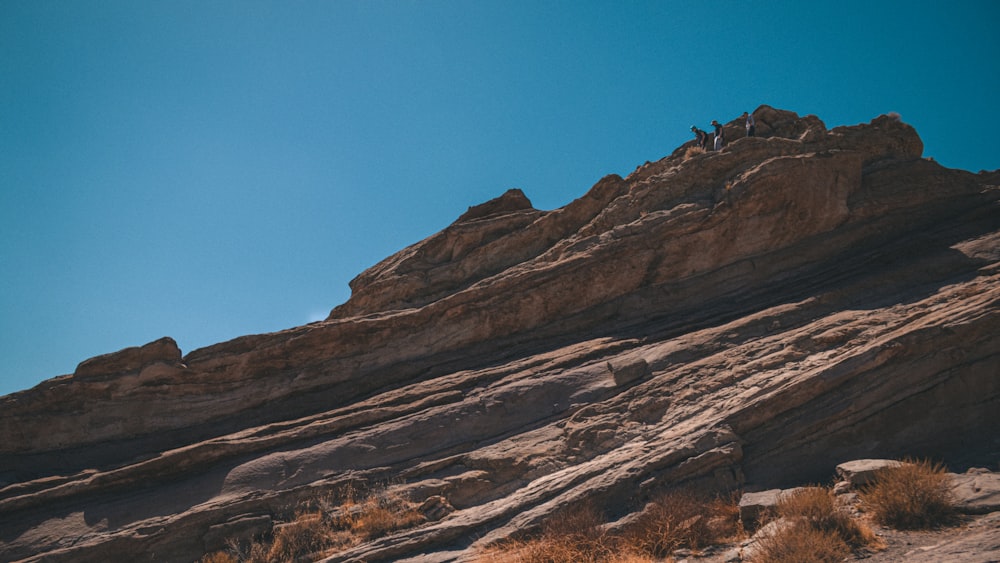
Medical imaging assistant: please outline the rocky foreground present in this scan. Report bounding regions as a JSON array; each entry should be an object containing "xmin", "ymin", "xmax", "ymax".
[{"xmin": 1, "ymin": 106, "xmax": 998, "ymax": 562}]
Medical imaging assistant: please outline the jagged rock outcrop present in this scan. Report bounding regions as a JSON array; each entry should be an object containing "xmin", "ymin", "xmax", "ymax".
[{"xmin": 1, "ymin": 106, "xmax": 998, "ymax": 562}]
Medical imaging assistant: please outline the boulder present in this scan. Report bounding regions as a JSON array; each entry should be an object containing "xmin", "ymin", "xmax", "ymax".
[
  {"xmin": 738, "ymin": 488, "xmax": 804, "ymax": 531},
  {"xmin": 835, "ymin": 459, "xmax": 903, "ymax": 487},
  {"xmin": 607, "ymin": 358, "xmax": 650, "ymax": 386}
]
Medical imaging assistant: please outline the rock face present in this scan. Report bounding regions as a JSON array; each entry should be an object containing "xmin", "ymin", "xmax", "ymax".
[{"xmin": 1, "ymin": 106, "xmax": 998, "ymax": 562}]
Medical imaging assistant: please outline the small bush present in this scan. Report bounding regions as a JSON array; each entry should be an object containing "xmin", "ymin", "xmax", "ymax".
[
  {"xmin": 199, "ymin": 552, "xmax": 237, "ymax": 563},
  {"xmin": 684, "ymin": 146, "xmax": 705, "ymax": 160},
  {"xmin": 225, "ymin": 538, "xmax": 271, "ymax": 563},
  {"xmin": 479, "ymin": 491, "xmax": 742, "ymax": 562},
  {"xmin": 481, "ymin": 503, "xmax": 616, "ymax": 563},
  {"xmin": 748, "ymin": 485, "xmax": 879, "ymax": 562},
  {"xmin": 212, "ymin": 484, "xmax": 431, "ymax": 562},
  {"xmin": 776, "ymin": 486, "xmax": 875, "ymax": 548},
  {"xmin": 334, "ymin": 487, "xmax": 427, "ymax": 540},
  {"xmin": 861, "ymin": 458, "xmax": 956, "ymax": 529},
  {"xmin": 266, "ymin": 511, "xmax": 337, "ymax": 562},
  {"xmin": 620, "ymin": 490, "xmax": 740, "ymax": 557},
  {"xmin": 751, "ymin": 520, "xmax": 850, "ymax": 563}
]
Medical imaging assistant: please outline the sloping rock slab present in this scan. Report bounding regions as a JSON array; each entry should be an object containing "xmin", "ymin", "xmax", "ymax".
[{"xmin": 951, "ymin": 469, "xmax": 1000, "ymax": 515}]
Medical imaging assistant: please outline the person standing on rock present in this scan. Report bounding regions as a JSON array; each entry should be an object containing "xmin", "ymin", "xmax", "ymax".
[
  {"xmin": 711, "ymin": 120, "xmax": 724, "ymax": 150},
  {"xmin": 691, "ymin": 125, "xmax": 709, "ymax": 150},
  {"xmin": 743, "ymin": 111, "xmax": 756, "ymax": 137}
]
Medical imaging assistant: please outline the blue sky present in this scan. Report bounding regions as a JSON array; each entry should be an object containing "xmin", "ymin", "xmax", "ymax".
[{"xmin": 2, "ymin": 1, "xmax": 998, "ymax": 396}]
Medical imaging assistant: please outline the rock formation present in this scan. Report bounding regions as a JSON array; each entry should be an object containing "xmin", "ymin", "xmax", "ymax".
[{"xmin": 1, "ymin": 106, "xmax": 998, "ymax": 562}]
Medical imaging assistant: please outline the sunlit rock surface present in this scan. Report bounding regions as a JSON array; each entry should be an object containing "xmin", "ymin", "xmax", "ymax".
[{"xmin": 1, "ymin": 106, "xmax": 998, "ymax": 562}]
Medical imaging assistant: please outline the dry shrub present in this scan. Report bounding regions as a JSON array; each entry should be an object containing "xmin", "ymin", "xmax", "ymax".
[
  {"xmin": 334, "ymin": 487, "xmax": 427, "ymax": 541},
  {"xmin": 607, "ymin": 555, "xmax": 656, "ymax": 563},
  {"xmin": 497, "ymin": 545, "xmax": 653, "ymax": 563},
  {"xmin": 621, "ymin": 490, "xmax": 740, "ymax": 557},
  {"xmin": 225, "ymin": 536, "xmax": 272, "ymax": 563},
  {"xmin": 222, "ymin": 510, "xmax": 338, "ymax": 563},
  {"xmin": 479, "ymin": 491, "xmax": 742, "ymax": 562},
  {"xmin": 748, "ymin": 485, "xmax": 880, "ymax": 562},
  {"xmin": 861, "ymin": 458, "xmax": 955, "ymax": 529},
  {"xmin": 481, "ymin": 503, "xmax": 617, "ymax": 563},
  {"xmin": 214, "ymin": 484, "xmax": 430, "ymax": 562},
  {"xmin": 266, "ymin": 511, "xmax": 338, "ymax": 562},
  {"xmin": 199, "ymin": 552, "xmax": 237, "ymax": 563},
  {"xmin": 776, "ymin": 487, "xmax": 875, "ymax": 549},
  {"xmin": 751, "ymin": 520, "xmax": 850, "ymax": 563},
  {"xmin": 481, "ymin": 538, "xmax": 603, "ymax": 563},
  {"xmin": 684, "ymin": 146, "xmax": 705, "ymax": 160}
]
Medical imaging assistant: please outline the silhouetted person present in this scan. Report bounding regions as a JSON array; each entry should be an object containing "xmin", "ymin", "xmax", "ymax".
[
  {"xmin": 743, "ymin": 111, "xmax": 756, "ymax": 137},
  {"xmin": 691, "ymin": 125, "xmax": 709, "ymax": 150},
  {"xmin": 711, "ymin": 120, "xmax": 724, "ymax": 150}
]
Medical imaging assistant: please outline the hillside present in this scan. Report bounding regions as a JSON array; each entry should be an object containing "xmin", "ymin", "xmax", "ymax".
[{"xmin": 1, "ymin": 106, "xmax": 998, "ymax": 562}]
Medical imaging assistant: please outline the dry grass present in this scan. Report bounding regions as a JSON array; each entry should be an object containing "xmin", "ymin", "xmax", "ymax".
[
  {"xmin": 620, "ymin": 490, "xmax": 742, "ymax": 557},
  {"xmin": 751, "ymin": 520, "xmax": 850, "ymax": 563},
  {"xmin": 860, "ymin": 458, "xmax": 956, "ymax": 529},
  {"xmin": 202, "ymin": 458, "xmax": 962, "ymax": 561},
  {"xmin": 265, "ymin": 511, "xmax": 340, "ymax": 562},
  {"xmin": 334, "ymin": 487, "xmax": 427, "ymax": 541},
  {"xmin": 748, "ymin": 486, "xmax": 879, "ymax": 563},
  {"xmin": 479, "ymin": 491, "xmax": 742, "ymax": 563},
  {"xmin": 683, "ymin": 146, "xmax": 705, "ymax": 160},
  {"xmin": 205, "ymin": 484, "xmax": 428, "ymax": 562},
  {"xmin": 777, "ymin": 486, "xmax": 876, "ymax": 548},
  {"xmin": 481, "ymin": 503, "xmax": 617, "ymax": 563}
]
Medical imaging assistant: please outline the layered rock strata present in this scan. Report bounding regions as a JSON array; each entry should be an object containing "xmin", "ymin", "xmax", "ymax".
[{"xmin": 1, "ymin": 106, "xmax": 998, "ymax": 562}]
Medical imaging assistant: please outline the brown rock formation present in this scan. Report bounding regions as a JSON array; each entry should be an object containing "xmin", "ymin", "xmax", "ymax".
[{"xmin": 1, "ymin": 106, "xmax": 998, "ymax": 562}]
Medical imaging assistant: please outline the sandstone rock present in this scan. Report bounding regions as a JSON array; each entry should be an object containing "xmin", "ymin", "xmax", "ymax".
[
  {"xmin": 737, "ymin": 488, "xmax": 803, "ymax": 531},
  {"xmin": 202, "ymin": 514, "xmax": 272, "ymax": 553},
  {"xmin": 950, "ymin": 469, "xmax": 1000, "ymax": 514},
  {"xmin": 836, "ymin": 459, "xmax": 904, "ymax": 487},
  {"xmin": 866, "ymin": 512, "xmax": 1000, "ymax": 563},
  {"xmin": 419, "ymin": 495, "xmax": 455, "ymax": 521},
  {"xmin": 454, "ymin": 188, "xmax": 533, "ymax": 223},
  {"xmin": 739, "ymin": 517, "xmax": 796, "ymax": 562},
  {"xmin": 74, "ymin": 336, "xmax": 183, "ymax": 380},
  {"xmin": 1, "ymin": 108, "xmax": 998, "ymax": 563},
  {"xmin": 607, "ymin": 357, "xmax": 650, "ymax": 386}
]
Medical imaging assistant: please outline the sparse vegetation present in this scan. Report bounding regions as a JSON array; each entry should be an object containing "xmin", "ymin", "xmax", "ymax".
[
  {"xmin": 860, "ymin": 458, "xmax": 956, "ymax": 529},
  {"xmin": 751, "ymin": 519, "xmax": 850, "ymax": 563},
  {"xmin": 336, "ymin": 485, "xmax": 428, "ymax": 540},
  {"xmin": 199, "ymin": 552, "xmax": 237, "ymax": 563},
  {"xmin": 200, "ymin": 459, "xmax": 962, "ymax": 562},
  {"xmin": 480, "ymin": 503, "xmax": 619, "ymax": 563},
  {"xmin": 479, "ymin": 490, "xmax": 742, "ymax": 563},
  {"xmin": 264, "ymin": 510, "xmax": 338, "ymax": 562},
  {"xmin": 621, "ymin": 489, "xmax": 741, "ymax": 557},
  {"xmin": 683, "ymin": 146, "xmax": 705, "ymax": 160},
  {"xmin": 201, "ymin": 483, "xmax": 428, "ymax": 563},
  {"xmin": 748, "ymin": 486, "xmax": 878, "ymax": 563}
]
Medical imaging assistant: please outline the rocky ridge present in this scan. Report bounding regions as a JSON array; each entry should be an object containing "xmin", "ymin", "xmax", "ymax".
[{"xmin": 0, "ymin": 106, "xmax": 998, "ymax": 562}]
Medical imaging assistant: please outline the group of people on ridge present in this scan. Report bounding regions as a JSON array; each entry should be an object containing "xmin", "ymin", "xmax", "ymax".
[{"xmin": 690, "ymin": 111, "xmax": 756, "ymax": 151}]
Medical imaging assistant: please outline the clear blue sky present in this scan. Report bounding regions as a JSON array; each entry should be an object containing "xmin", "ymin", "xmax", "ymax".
[{"xmin": 2, "ymin": 1, "xmax": 998, "ymax": 396}]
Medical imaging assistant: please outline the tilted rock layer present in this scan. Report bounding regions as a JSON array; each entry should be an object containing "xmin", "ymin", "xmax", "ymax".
[{"xmin": 1, "ymin": 106, "xmax": 998, "ymax": 562}]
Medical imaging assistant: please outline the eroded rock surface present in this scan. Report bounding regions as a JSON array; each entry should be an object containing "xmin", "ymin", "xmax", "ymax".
[{"xmin": 1, "ymin": 106, "xmax": 998, "ymax": 562}]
